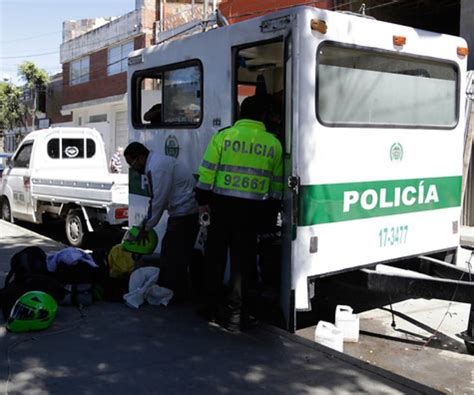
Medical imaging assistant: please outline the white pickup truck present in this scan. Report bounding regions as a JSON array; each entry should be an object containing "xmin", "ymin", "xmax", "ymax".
[{"xmin": 0, "ymin": 127, "xmax": 128, "ymax": 247}]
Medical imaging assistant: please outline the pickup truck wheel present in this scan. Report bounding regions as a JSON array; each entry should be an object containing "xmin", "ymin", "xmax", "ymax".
[
  {"xmin": 65, "ymin": 209, "xmax": 88, "ymax": 247},
  {"xmin": 1, "ymin": 198, "xmax": 13, "ymax": 223}
]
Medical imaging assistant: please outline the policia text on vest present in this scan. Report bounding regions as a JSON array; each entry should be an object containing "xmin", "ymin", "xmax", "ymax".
[{"xmin": 197, "ymin": 119, "xmax": 283, "ymax": 201}]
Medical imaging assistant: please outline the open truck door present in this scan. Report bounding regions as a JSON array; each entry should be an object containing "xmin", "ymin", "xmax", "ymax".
[
  {"xmin": 281, "ymin": 31, "xmax": 297, "ymax": 331},
  {"xmin": 230, "ymin": 20, "xmax": 297, "ymax": 330}
]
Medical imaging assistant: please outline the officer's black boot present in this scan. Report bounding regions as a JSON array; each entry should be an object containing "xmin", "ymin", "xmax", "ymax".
[{"xmin": 216, "ymin": 304, "xmax": 241, "ymax": 333}]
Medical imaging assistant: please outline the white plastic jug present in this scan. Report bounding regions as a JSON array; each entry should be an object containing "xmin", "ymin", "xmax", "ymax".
[
  {"xmin": 335, "ymin": 305, "xmax": 360, "ymax": 342},
  {"xmin": 314, "ymin": 321, "xmax": 344, "ymax": 352}
]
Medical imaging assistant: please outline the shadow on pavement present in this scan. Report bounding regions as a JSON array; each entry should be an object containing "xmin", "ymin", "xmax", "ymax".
[
  {"xmin": 0, "ymin": 221, "xmax": 438, "ymax": 394},
  {"xmin": 0, "ymin": 302, "xmax": 438, "ymax": 395}
]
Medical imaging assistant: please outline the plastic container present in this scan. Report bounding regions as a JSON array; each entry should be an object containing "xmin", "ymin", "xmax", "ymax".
[
  {"xmin": 335, "ymin": 305, "xmax": 360, "ymax": 342},
  {"xmin": 314, "ymin": 321, "xmax": 344, "ymax": 352}
]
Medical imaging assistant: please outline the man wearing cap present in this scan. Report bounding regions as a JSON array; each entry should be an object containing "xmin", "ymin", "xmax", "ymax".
[{"xmin": 196, "ymin": 96, "xmax": 283, "ymax": 332}]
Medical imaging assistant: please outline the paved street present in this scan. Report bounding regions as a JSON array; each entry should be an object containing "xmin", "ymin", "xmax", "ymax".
[
  {"xmin": 0, "ymin": 220, "xmax": 439, "ymax": 394},
  {"xmin": 297, "ymin": 245, "xmax": 474, "ymax": 394},
  {"xmin": 298, "ymin": 298, "xmax": 474, "ymax": 394}
]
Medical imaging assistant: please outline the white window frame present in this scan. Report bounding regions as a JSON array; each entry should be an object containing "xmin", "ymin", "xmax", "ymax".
[
  {"xmin": 108, "ymin": 41, "xmax": 134, "ymax": 76},
  {"xmin": 70, "ymin": 57, "xmax": 90, "ymax": 86}
]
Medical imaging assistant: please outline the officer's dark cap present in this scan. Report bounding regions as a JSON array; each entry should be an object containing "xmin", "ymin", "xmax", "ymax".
[{"xmin": 240, "ymin": 95, "xmax": 271, "ymax": 121}]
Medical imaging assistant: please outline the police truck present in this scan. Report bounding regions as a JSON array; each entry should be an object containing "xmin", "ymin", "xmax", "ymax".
[{"xmin": 126, "ymin": 6, "xmax": 473, "ymax": 352}]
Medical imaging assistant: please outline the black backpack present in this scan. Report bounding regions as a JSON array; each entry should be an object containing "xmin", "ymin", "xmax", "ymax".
[{"xmin": 4, "ymin": 246, "xmax": 49, "ymax": 288}]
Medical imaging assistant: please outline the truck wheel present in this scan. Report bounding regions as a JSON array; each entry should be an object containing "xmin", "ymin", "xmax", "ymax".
[
  {"xmin": 1, "ymin": 198, "xmax": 13, "ymax": 223},
  {"xmin": 466, "ymin": 341, "xmax": 474, "ymax": 355},
  {"xmin": 65, "ymin": 209, "xmax": 88, "ymax": 247}
]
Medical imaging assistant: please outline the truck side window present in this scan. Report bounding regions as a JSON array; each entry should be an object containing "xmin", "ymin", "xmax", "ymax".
[
  {"xmin": 47, "ymin": 139, "xmax": 60, "ymax": 159},
  {"xmin": 14, "ymin": 142, "xmax": 33, "ymax": 168},
  {"xmin": 316, "ymin": 42, "xmax": 458, "ymax": 128},
  {"xmin": 163, "ymin": 65, "xmax": 201, "ymax": 125},
  {"xmin": 86, "ymin": 139, "xmax": 96, "ymax": 158},
  {"xmin": 62, "ymin": 138, "xmax": 84, "ymax": 159},
  {"xmin": 132, "ymin": 60, "xmax": 203, "ymax": 129}
]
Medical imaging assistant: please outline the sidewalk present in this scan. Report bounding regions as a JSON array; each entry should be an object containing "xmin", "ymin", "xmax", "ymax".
[{"xmin": 0, "ymin": 220, "xmax": 439, "ymax": 395}]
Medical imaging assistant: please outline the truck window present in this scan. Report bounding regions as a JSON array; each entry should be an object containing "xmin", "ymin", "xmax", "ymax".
[
  {"xmin": 47, "ymin": 138, "xmax": 94, "ymax": 159},
  {"xmin": 62, "ymin": 138, "xmax": 84, "ymax": 159},
  {"xmin": 14, "ymin": 142, "xmax": 33, "ymax": 168},
  {"xmin": 86, "ymin": 139, "xmax": 96, "ymax": 158},
  {"xmin": 317, "ymin": 43, "xmax": 458, "ymax": 128},
  {"xmin": 47, "ymin": 139, "xmax": 60, "ymax": 159},
  {"xmin": 132, "ymin": 60, "xmax": 202, "ymax": 129}
]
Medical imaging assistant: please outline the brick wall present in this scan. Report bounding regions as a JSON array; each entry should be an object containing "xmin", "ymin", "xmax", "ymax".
[
  {"xmin": 63, "ymin": 34, "xmax": 146, "ymax": 106},
  {"xmin": 219, "ymin": 0, "xmax": 333, "ymax": 22},
  {"xmin": 46, "ymin": 78, "xmax": 72, "ymax": 124}
]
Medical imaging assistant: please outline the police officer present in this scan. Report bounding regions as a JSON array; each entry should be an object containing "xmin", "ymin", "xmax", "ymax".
[{"xmin": 196, "ymin": 95, "xmax": 283, "ymax": 332}]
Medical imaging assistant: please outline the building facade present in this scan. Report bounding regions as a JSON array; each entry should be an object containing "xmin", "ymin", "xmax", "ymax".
[
  {"xmin": 59, "ymin": 1, "xmax": 158, "ymax": 161},
  {"xmin": 59, "ymin": 0, "xmax": 218, "ymax": 162}
]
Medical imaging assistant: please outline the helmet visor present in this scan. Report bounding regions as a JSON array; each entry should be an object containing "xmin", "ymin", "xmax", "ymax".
[{"xmin": 10, "ymin": 302, "xmax": 36, "ymax": 320}]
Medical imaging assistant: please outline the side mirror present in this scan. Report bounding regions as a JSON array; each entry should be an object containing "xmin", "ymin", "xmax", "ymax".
[{"xmin": 6, "ymin": 157, "xmax": 12, "ymax": 167}]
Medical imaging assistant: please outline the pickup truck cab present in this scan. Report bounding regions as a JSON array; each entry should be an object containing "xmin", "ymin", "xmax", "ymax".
[{"xmin": 0, "ymin": 127, "xmax": 128, "ymax": 247}]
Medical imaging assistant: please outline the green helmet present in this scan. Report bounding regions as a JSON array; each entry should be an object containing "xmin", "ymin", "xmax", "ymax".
[
  {"xmin": 7, "ymin": 291, "xmax": 58, "ymax": 333},
  {"xmin": 121, "ymin": 226, "xmax": 158, "ymax": 255}
]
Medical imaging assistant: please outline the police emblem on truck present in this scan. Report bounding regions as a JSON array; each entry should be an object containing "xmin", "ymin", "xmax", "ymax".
[{"xmin": 165, "ymin": 135, "xmax": 180, "ymax": 158}]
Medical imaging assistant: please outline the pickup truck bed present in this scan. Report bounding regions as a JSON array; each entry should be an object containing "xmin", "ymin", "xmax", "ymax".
[{"xmin": 32, "ymin": 173, "xmax": 128, "ymax": 207}]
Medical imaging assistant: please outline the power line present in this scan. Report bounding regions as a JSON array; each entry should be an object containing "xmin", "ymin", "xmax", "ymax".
[
  {"xmin": 0, "ymin": 51, "xmax": 59, "ymax": 60},
  {"xmin": 1, "ymin": 0, "xmax": 458, "ymax": 81},
  {"xmin": 0, "ymin": 31, "xmax": 61, "ymax": 44},
  {"xmin": 0, "ymin": 29, "xmax": 138, "ymax": 61},
  {"xmin": 0, "ymin": 0, "xmax": 409, "ymax": 62},
  {"xmin": 0, "ymin": 1, "xmax": 358, "ymax": 61}
]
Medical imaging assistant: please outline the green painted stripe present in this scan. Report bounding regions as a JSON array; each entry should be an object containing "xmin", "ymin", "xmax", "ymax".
[
  {"xmin": 299, "ymin": 176, "xmax": 462, "ymax": 226},
  {"xmin": 129, "ymin": 170, "xmax": 151, "ymax": 198}
]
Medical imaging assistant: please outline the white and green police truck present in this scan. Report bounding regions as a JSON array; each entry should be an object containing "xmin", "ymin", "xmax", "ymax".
[{"xmin": 126, "ymin": 5, "xmax": 473, "ymax": 346}]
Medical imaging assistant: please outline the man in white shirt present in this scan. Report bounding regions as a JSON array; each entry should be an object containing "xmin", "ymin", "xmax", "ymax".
[{"xmin": 124, "ymin": 142, "xmax": 199, "ymax": 301}]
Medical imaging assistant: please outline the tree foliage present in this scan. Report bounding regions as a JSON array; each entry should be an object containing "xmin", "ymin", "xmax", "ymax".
[
  {"xmin": 0, "ymin": 81, "xmax": 27, "ymax": 134},
  {"xmin": 18, "ymin": 61, "xmax": 49, "ymax": 131}
]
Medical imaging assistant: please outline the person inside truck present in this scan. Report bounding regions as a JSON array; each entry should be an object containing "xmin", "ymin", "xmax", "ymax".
[
  {"xmin": 124, "ymin": 142, "xmax": 199, "ymax": 302},
  {"xmin": 195, "ymin": 95, "xmax": 283, "ymax": 332},
  {"xmin": 143, "ymin": 103, "xmax": 162, "ymax": 124}
]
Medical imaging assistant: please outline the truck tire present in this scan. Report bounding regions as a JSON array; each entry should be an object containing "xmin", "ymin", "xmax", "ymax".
[
  {"xmin": 466, "ymin": 340, "xmax": 474, "ymax": 355},
  {"xmin": 1, "ymin": 198, "xmax": 13, "ymax": 223},
  {"xmin": 65, "ymin": 209, "xmax": 88, "ymax": 247}
]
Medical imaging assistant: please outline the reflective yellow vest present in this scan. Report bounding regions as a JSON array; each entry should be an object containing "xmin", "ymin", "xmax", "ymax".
[{"xmin": 197, "ymin": 119, "xmax": 283, "ymax": 200}]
